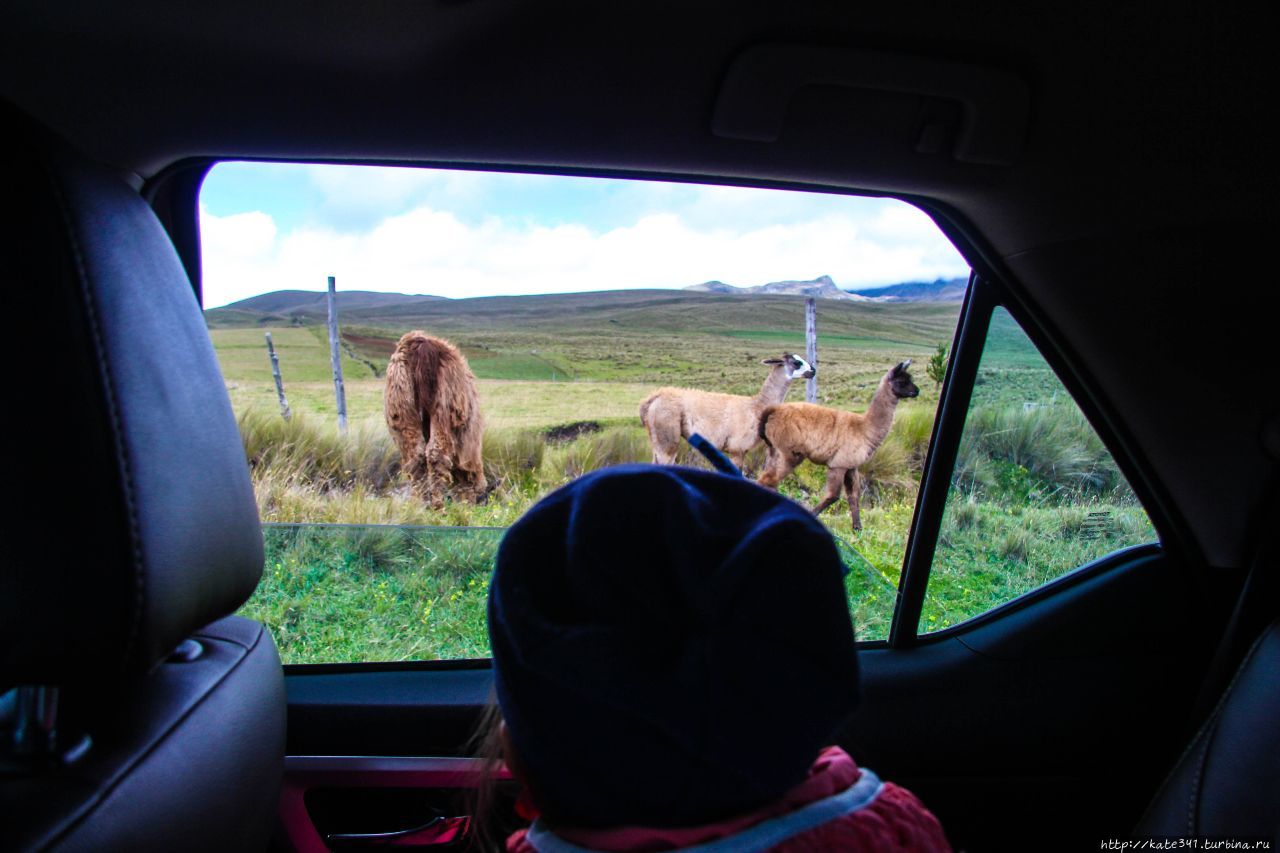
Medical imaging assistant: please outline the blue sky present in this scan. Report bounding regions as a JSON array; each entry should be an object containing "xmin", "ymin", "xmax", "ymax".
[{"xmin": 199, "ymin": 162, "xmax": 970, "ymax": 308}]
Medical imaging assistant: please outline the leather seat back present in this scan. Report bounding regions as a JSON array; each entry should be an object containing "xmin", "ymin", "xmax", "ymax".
[
  {"xmin": 0, "ymin": 105, "xmax": 284, "ymax": 852},
  {"xmin": 1136, "ymin": 620, "xmax": 1280, "ymax": 837}
]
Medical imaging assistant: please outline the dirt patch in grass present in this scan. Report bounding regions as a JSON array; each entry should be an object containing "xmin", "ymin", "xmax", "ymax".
[
  {"xmin": 344, "ymin": 332, "xmax": 398, "ymax": 358},
  {"xmin": 544, "ymin": 420, "xmax": 602, "ymax": 444}
]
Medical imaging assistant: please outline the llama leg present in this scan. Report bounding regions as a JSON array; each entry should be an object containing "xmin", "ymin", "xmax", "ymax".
[
  {"xmin": 844, "ymin": 469, "xmax": 863, "ymax": 530},
  {"xmin": 391, "ymin": 424, "xmax": 426, "ymax": 488},
  {"xmin": 424, "ymin": 432, "xmax": 454, "ymax": 509},
  {"xmin": 454, "ymin": 464, "xmax": 488, "ymax": 503},
  {"xmin": 756, "ymin": 449, "xmax": 783, "ymax": 488},
  {"xmin": 649, "ymin": 431, "xmax": 678, "ymax": 465},
  {"xmin": 653, "ymin": 446, "xmax": 678, "ymax": 465},
  {"xmin": 453, "ymin": 438, "xmax": 487, "ymax": 503},
  {"xmin": 812, "ymin": 468, "xmax": 845, "ymax": 516},
  {"xmin": 756, "ymin": 450, "xmax": 799, "ymax": 489},
  {"xmin": 644, "ymin": 403, "xmax": 681, "ymax": 465},
  {"xmin": 385, "ymin": 355, "xmax": 426, "ymax": 492},
  {"xmin": 408, "ymin": 450, "xmax": 433, "ymax": 504},
  {"xmin": 400, "ymin": 434, "xmax": 432, "ymax": 502}
]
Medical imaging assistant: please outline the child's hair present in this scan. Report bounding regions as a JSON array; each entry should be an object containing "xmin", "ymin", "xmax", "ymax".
[
  {"xmin": 466, "ymin": 700, "xmax": 507, "ymax": 852},
  {"xmin": 484, "ymin": 464, "xmax": 860, "ymax": 831}
]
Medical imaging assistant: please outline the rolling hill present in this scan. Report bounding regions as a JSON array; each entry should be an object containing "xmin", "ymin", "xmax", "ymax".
[
  {"xmin": 207, "ymin": 273, "xmax": 969, "ymax": 331},
  {"xmin": 207, "ymin": 289, "xmax": 446, "ymax": 325},
  {"xmin": 206, "ymin": 287, "xmax": 961, "ymax": 347}
]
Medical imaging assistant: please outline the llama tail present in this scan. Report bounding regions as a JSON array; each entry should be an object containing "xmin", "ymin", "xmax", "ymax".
[
  {"xmin": 758, "ymin": 406, "xmax": 776, "ymax": 448},
  {"xmin": 638, "ymin": 393, "xmax": 658, "ymax": 426}
]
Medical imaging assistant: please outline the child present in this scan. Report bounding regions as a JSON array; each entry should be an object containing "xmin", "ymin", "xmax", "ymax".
[{"xmin": 486, "ymin": 464, "xmax": 950, "ymax": 852}]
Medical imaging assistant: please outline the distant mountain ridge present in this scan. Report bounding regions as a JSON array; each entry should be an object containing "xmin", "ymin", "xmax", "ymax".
[
  {"xmin": 687, "ymin": 274, "xmax": 967, "ymax": 302},
  {"xmin": 685, "ymin": 274, "xmax": 871, "ymax": 301},
  {"xmin": 848, "ymin": 277, "xmax": 968, "ymax": 302}
]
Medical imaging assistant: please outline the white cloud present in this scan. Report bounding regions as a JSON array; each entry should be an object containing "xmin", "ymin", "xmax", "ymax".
[
  {"xmin": 199, "ymin": 193, "xmax": 969, "ymax": 308},
  {"xmin": 201, "ymin": 208, "xmax": 276, "ymax": 259}
]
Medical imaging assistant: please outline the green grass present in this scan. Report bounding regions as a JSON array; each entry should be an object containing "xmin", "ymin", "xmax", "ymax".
[
  {"xmin": 240, "ymin": 525, "xmax": 499, "ymax": 662},
  {"xmin": 213, "ymin": 326, "xmax": 378, "ymax": 383},
  {"xmin": 232, "ymin": 394, "xmax": 1156, "ymax": 662},
  {"xmin": 216, "ymin": 295, "xmax": 1158, "ymax": 663},
  {"xmin": 926, "ymin": 496, "xmax": 1153, "ymax": 631},
  {"xmin": 718, "ymin": 330, "xmax": 924, "ymax": 350}
]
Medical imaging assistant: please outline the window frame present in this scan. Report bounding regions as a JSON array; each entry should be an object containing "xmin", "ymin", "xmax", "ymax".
[
  {"xmin": 162, "ymin": 158, "xmax": 1179, "ymax": 665},
  {"xmin": 890, "ymin": 272, "xmax": 1174, "ymax": 647}
]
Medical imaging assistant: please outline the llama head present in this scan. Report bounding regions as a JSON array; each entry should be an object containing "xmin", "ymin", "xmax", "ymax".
[
  {"xmin": 889, "ymin": 360, "xmax": 919, "ymax": 398},
  {"xmin": 762, "ymin": 352, "xmax": 815, "ymax": 380}
]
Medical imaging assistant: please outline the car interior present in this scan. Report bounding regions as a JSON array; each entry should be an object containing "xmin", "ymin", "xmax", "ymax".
[{"xmin": 1, "ymin": 2, "xmax": 1277, "ymax": 851}]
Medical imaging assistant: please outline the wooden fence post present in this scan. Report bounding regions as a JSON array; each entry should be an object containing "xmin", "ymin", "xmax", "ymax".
[
  {"xmin": 327, "ymin": 275, "xmax": 348, "ymax": 433},
  {"xmin": 805, "ymin": 297, "xmax": 818, "ymax": 403},
  {"xmin": 264, "ymin": 332, "xmax": 291, "ymax": 420}
]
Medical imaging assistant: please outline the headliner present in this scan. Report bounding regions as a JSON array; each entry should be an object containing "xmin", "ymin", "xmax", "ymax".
[{"xmin": 2, "ymin": 1, "xmax": 1275, "ymax": 565}]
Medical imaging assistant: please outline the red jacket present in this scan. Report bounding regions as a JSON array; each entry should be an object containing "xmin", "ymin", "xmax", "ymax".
[{"xmin": 506, "ymin": 746, "xmax": 950, "ymax": 852}]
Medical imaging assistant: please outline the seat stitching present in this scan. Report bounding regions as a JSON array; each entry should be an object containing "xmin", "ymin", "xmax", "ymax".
[
  {"xmin": 43, "ymin": 159, "xmax": 147, "ymax": 667},
  {"xmin": 1135, "ymin": 618, "xmax": 1278, "ymax": 833},
  {"xmin": 1187, "ymin": 621, "xmax": 1275, "ymax": 833}
]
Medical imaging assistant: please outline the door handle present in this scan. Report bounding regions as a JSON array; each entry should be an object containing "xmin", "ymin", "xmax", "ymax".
[{"xmin": 326, "ymin": 815, "xmax": 471, "ymax": 848}]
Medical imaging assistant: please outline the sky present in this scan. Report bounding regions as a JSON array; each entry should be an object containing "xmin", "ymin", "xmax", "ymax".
[{"xmin": 198, "ymin": 162, "xmax": 971, "ymax": 309}]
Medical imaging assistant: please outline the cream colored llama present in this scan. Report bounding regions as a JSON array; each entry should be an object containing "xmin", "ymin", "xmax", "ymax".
[
  {"xmin": 757, "ymin": 360, "xmax": 919, "ymax": 529},
  {"xmin": 639, "ymin": 353, "xmax": 814, "ymax": 470}
]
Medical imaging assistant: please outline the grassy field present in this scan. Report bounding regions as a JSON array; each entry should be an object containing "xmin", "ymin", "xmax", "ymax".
[{"xmin": 215, "ymin": 293, "xmax": 1156, "ymax": 663}]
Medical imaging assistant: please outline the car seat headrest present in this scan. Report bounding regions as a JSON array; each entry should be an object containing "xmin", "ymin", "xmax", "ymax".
[{"xmin": 0, "ymin": 104, "xmax": 264, "ymax": 684}]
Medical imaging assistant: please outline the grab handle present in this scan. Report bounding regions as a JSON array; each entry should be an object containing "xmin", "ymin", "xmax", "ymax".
[{"xmin": 326, "ymin": 815, "xmax": 470, "ymax": 848}]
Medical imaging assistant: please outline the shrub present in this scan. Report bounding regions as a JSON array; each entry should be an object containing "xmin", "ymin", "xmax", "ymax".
[
  {"xmin": 951, "ymin": 405, "xmax": 1123, "ymax": 502},
  {"xmin": 997, "ymin": 527, "xmax": 1033, "ymax": 562},
  {"xmin": 544, "ymin": 426, "xmax": 651, "ymax": 479},
  {"xmin": 482, "ymin": 429, "xmax": 546, "ymax": 492},
  {"xmin": 927, "ymin": 343, "xmax": 949, "ymax": 387},
  {"xmin": 238, "ymin": 407, "xmax": 399, "ymax": 491},
  {"xmin": 951, "ymin": 497, "xmax": 980, "ymax": 531}
]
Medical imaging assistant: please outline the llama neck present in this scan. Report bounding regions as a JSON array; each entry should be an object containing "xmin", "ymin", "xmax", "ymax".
[
  {"xmin": 862, "ymin": 376, "xmax": 901, "ymax": 446},
  {"xmin": 753, "ymin": 367, "xmax": 792, "ymax": 409}
]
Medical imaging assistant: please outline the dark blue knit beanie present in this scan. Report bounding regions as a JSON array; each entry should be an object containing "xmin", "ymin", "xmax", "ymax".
[{"xmin": 488, "ymin": 464, "xmax": 860, "ymax": 828}]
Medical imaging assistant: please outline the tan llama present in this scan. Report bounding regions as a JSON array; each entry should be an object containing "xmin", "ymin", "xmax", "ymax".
[
  {"xmin": 757, "ymin": 360, "xmax": 919, "ymax": 529},
  {"xmin": 639, "ymin": 353, "xmax": 814, "ymax": 471}
]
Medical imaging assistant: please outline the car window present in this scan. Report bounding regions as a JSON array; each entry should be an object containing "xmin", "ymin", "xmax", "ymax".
[
  {"xmin": 201, "ymin": 162, "xmax": 971, "ymax": 661},
  {"xmin": 921, "ymin": 306, "xmax": 1157, "ymax": 634}
]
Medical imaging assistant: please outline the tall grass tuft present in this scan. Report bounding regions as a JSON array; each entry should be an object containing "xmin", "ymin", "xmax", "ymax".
[
  {"xmin": 952, "ymin": 405, "xmax": 1121, "ymax": 502},
  {"xmin": 951, "ymin": 496, "xmax": 980, "ymax": 531},
  {"xmin": 544, "ymin": 426, "xmax": 651, "ymax": 479},
  {"xmin": 239, "ymin": 407, "xmax": 399, "ymax": 491},
  {"xmin": 860, "ymin": 405, "xmax": 932, "ymax": 505},
  {"xmin": 997, "ymin": 528, "xmax": 1034, "ymax": 562},
  {"xmin": 482, "ymin": 428, "xmax": 546, "ymax": 492}
]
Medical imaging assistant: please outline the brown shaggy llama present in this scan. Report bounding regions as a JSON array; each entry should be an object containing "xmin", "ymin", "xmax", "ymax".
[
  {"xmin": 384, "ymin": 331, "xmax": 486, "ymax": 507},
  {"xmin": 638, "ymin": 353, "xmax": 814, "ymax": 471},
  {"xmin": 756, "ymin": 360, "xmax": 919, "ymax": 529}
]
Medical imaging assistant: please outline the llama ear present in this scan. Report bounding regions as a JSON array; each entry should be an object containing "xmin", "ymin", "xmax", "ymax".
[
  {"xmin": 898, "ymin": 359, "xmax": 912, "ymax": 371},
  {"xmin": 761, "ymin": 358, "xmax": 783, "ymax": 365}
]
